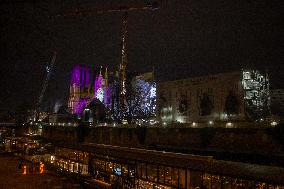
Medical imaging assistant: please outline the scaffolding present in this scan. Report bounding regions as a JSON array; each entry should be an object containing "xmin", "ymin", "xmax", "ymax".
[{"xmin": 242, "ymin": 70, "xmax": 270, "ymax": 120}]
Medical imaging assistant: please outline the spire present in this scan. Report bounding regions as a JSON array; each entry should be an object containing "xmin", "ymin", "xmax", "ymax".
[
  {"xmin": 105, "ymin": 67, "xmax": 108, "ymax": 86},
  {"xmin": 152, "ymin": 66, "xmax": 155, "ymax": 81},
  {"xmin": 99, "ymin": 65, "xmax": 102, "ymax": 76},
  {"xmin": 105, "ymin": 67, "xmax": 108, "ymax": 78}
]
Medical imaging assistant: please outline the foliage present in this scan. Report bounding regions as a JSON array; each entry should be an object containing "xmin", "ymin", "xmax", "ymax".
[{"xmin": 124, "ymin": 79, "xmax": 156, "ymax": 122}]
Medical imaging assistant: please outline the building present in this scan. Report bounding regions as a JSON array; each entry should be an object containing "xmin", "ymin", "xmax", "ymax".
[
  {"xmin": 68, "ymin": 65, "xmax": 93, "ymax": 115},
  {"xmin": 67, "ymin": 64, "xmax": 130, "ymax": 121},
  {"xmin": 157, "ymin": 70, "xmax": 270, "ymax": 124},
  {"xmin": 270, "ymin": 89, "xmax": 284, "ymax": 108},
  {"xmin": 67, "ymin": 64, "xmax": 157, "ymax": 123},
  {"xmin": 270, "ymin": 89, "xmax": 284, "ymax": 123}
]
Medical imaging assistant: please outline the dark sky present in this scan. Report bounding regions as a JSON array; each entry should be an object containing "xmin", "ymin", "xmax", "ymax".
[{"xmin": 0, "ymin": 0, "xmax": 283, "ymax": 111}]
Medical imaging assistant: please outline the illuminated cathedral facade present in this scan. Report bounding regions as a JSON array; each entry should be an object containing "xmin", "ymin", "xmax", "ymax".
[
  {"xmin": 68, "ymin": 65, "xmax": 93, "ymax": 115},
  {"xmin": 68, "ymin": 65, "xmax": 114, "ymax": 115},
  {"xmin": 68, "ymin": 64, "xmax": 157, "ymax": 122}
]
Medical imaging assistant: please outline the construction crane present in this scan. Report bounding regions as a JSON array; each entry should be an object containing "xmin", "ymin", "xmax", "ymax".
[
  {"xmin": 59, "ymin": 2, "xmax": 159, "ymax": 112},
  {"xmin": 35, "ymin": 51, "xmax": 57, "ymax": 121}
]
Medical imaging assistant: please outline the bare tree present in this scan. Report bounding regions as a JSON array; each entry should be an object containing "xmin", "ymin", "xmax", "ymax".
[{"xmin": 124, "ymin": 79, "xmax": 156, "ymax": 123}]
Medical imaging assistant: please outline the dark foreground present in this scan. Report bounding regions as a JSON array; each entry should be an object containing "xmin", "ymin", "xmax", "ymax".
[{"xmin": 0, "ymin": 154, "xmax": 81, "ymax": 189}]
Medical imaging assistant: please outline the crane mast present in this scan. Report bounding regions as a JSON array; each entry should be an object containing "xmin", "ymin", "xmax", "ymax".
[{"xmin": 119, "ymin": 12, "xmax": 128, "ymax": 110}]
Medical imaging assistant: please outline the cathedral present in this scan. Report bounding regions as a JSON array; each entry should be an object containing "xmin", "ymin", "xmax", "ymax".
[{"xmin": 67, "ymin": 64, "xmax": 156, "ymax": 123}]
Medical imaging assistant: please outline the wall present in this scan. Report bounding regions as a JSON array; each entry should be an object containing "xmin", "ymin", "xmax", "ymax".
[
  {"xmin": 157, "ymin": 72, "xmax": 245, "ymax": 123},
  {"xmin": 41, "ymin": 125, "xmax": 284, "ymax": 166}
]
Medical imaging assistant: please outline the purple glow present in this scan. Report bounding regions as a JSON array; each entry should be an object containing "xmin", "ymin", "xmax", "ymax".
[
  {"xmin": 70, "ymin": 65, "xmax": 91, "ymax": 87},
  {"xmin": 94, "ymin": 75, "xmax": 103, "ymax": 98},
  {"xmin": 71, "ymin": 65, "xmax": 81, "ymax": 86},
  {"xmin": 104, "ymin": 85, "xmax": 112, "ymax": 108},
  {"xmin": 82, "ymin": 66, "xmax": 91, "ymax": 87},
  {"xmin": 85, "ymin": 67, "xmax": 90, "ymax": 87},
  {"xmin": 74, "ymin": 98, "xmax": 89, "ymax": 115},
  {"xmin": 81, "ymin": 67, "xmax": 85, "ymax": 87}
]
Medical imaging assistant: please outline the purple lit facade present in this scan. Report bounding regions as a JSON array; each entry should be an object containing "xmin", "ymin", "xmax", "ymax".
[
  {"xmin": 94, "ymin": 75, "xmax": 103, "ymax": 98},
  {"xmin": 68, "ymin": 65, "xmax": 94, "ymax": 115},
  {"xmin": 70, "ymin": 65, "xmax": 81, "ymax": 86},
  {"xmin": 68, "ymin": 64, "xmax": 117, "ymax": 115},
  {"xmin": 73, "ymin": 98, "xmax": 89, "ymax": 115},
  {"xmin": 104, "ymin": 85, "xmax": 112, "ymax": 108},
  {"xmin": 70, "ymin": 65, "xmax": 91, "ymax": 88}
]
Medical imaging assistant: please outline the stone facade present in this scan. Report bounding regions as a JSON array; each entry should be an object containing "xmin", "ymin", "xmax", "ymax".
[
  {"xmin": 157, "ymin": 71, "xmax": 269, "ymax": 124},
  {"xmin": 270, "ymin": 89, "xmax": 284, "ymax": 108},
  {"xmin": 270, "ymin": 89, "xmax": 284, "ymax": 120},
  {"xmin": 68, "ymin": 65, "xmax": 93, "ymax": 115}
]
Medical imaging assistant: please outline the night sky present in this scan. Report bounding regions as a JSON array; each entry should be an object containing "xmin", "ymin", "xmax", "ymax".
[{"xmin": 0, "ymin": 0, "xmax": 283, "ymax": 111}]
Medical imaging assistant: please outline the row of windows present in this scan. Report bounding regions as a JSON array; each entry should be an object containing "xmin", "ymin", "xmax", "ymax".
[{"xmin": 52, "ymin": 148, "xmax": 283, "ymax": 189}]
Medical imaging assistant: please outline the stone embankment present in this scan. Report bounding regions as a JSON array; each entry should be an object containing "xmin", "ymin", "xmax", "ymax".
[{"xmin": 41, "ymin": 124, "xmax": 284, "ymax": 166}]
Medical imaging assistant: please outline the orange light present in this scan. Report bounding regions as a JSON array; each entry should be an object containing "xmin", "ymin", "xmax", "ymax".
[
  {"xmin": 40, "ymin": 162, "xmax": 44, "ymax": 174},
  {"xmin": 23, "ymin": 165, "xmax": 26, "ymax": 175}
]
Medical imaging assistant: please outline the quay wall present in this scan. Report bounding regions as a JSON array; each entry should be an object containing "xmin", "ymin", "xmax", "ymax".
[{"xmin": 41, "ymin": 125, "xmax": 284, "ymax": 157}]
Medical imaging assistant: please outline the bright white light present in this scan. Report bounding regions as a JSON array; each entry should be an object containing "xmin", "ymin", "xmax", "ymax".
[
  {"xmin": 149, "ymin": 119, "xmax": 156, "ymax": 125},
  {"xmin": 150, "ymin": 85, "xmax": 156, "ymax": 98},
  {"xmin": 50, "ymin": 155, "xmax": 55, "ymax": 163},
  {"xmin": 46, "ymin": 65, "xmax": 50, "ymax": 73},
  {"xmin": 226, "ymin": 122, "xmax": 233, "ymax": 128},
  {"xmin": 271, "ymin": 121, "xmax": 278, "ymax": 126},
  {"xmin": 96, "ymin": 88, "xmax": 104, "ymax": 102},
  {"xmin": 220, "ymin": 113, "xmax": 228, "ymax": 120},
  {"xmin": 162, "ymin": 122, "xmax": 167, "ymax": 126},
  {"xmin": 176, "ymin": 116, "xmax": 185, "ymax": 123},
  {"xmin": 192, "ymin": 122, "xmax": 197, "ymax": 127},
  {"xmin": 209, "ymin": 120, "xmax": 214, "ymax": 125}
]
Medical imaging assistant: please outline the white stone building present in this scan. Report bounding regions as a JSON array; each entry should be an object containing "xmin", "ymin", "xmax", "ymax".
[{"xmin": 157, "ymin": 70, "xmax": 269, "ymax": 124}]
